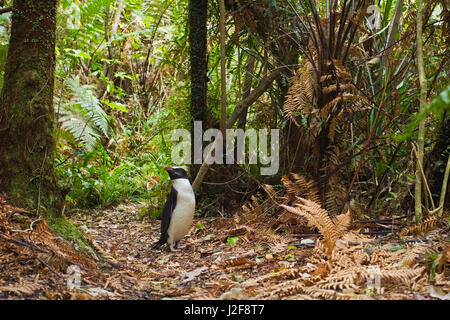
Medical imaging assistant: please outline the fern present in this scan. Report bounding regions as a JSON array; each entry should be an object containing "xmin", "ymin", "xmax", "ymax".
[
  {"xmin": 58, "ymin": 76, "xmax": 110, "ymax": 151},
  {"xmin": 81, "ymin": 0, "xmax": 116, "ymax": 20},
  {"xmin": 281, "ymin": 198, "xmax": 351, "ymax": 258}
]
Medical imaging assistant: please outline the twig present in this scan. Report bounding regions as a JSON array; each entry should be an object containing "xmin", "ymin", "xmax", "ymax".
[
  {"xmin": 36, "ymin": 257, "xmax": 64, "ymax": 279},
  {"xmin": 355, "ymin": 215, "xmax": 408, "ymax": 224},
  {"xmin": 361, "ymin": 230, "xmax": 400, "ymax": 235},
  {"xmin": 0, "ymin": 232, "xmax": 51, "ymax": 254},
  {"xmin": 202, "ymin": 173, "xmax": 245, "ymax": 185}
]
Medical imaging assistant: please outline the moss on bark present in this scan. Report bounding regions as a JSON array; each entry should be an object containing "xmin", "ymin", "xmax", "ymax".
[
  {"xmin": 0, "ymin": 0, "xmax": 63, "ymax": 217},
  {"xmin": 47, "ymin": 215, "xmax": 93, "ymax": 253}
]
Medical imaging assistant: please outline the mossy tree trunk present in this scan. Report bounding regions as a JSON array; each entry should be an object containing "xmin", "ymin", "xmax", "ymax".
[{"xmin": 0, "ymin": 0, "xmax": 63, "ymax": 217}]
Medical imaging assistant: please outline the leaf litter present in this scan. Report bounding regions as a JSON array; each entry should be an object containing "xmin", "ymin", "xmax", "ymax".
[{"xmin": 0, "ymin": 186, "xmax": 449, "ymax": 300}]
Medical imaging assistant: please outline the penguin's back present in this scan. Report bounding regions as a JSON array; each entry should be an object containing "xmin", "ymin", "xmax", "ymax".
[{"xmin": 167, "ymin": 179, "xmax": 195, "ymax": 244}]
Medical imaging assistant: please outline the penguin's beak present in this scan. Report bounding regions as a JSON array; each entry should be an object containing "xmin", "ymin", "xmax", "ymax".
[{"xmin": 164, "ymin": 166, "xmax": 172, "ymax": 171}]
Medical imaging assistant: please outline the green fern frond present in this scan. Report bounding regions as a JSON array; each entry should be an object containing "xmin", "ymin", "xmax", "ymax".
[
  {"xmin": 55, "ymin": 128, "xmax": 77, "ymax": 146},
  {"xmin": 58, "ymin": 76, "xmax": 110, "ymax": 151},
  {"xmin": 59, "ymin": 109, "xmax": 101, "ymax": 151},
  {"xmin": 81, "ymin": 0, "xmax": 116, "ymax": 19}
]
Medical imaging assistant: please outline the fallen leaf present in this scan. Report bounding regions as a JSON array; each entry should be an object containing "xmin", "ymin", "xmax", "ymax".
[{"xmin": 181, "ymin": 266, "xmax": 208, "ymax": 283}]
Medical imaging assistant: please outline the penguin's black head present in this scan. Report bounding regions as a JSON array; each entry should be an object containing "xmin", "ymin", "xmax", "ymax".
[{"xmin": 164, "ymin": 166, "xmax": 189, "ymax": 180}]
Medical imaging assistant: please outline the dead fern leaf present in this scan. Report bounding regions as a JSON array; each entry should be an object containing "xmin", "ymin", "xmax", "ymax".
[
  {"xmin": 399, "ymin": 217, "xmax": 439, "ymax": 236},
  {"xmin": 283, "ymin": 61, "xmax": 317, "ymax": 125},
  {"xmin": 281, "ymin": 198, "xmax": 350, "ymax": 258}
]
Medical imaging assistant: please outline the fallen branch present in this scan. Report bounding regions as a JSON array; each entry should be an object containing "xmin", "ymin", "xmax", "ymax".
[{"xmin": 0, "ymin": 232, "xmax": 52, "ymax": 255}]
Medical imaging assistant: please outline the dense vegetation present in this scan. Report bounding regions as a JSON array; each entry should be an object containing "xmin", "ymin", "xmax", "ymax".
[
  {"xmin": 0, "ymin": 0, "xmax": 448, "ymax": 245},
  {"xmin": 1, "ymin": 0, "xmax": 448, "ymax": 222},
  {"xmin": 0, "ymin": 0, "xmax": 449, "ymax": 302}
]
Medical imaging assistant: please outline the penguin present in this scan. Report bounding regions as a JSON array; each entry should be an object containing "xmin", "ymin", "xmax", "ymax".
[{"xmin": 153, "ymin": 166, "xmax": 196, "ymax": 252}]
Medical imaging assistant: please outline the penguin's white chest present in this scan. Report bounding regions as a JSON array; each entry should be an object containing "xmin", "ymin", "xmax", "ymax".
[{"xmin": 167, "ymin": 179, "xmax": 195, "ymax": 244}]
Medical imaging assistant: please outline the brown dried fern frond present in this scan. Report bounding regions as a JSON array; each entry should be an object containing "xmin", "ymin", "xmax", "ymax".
[
  {"xmin": 236, "ymin": 195, "xmax": 266, "ymax": 224},
  {"xmin": 29, "ymin": 219, "xmax": 55, "ymax": 244},
  {"xmin": 322, "ymin": 82, "xmax": 359, "ymax": 96},
  {"xmin": 399, "ymin": 216, "xmax": 440, "ymax": 236},
  {"xmin": 281, "ymin": 173, "xmax": 320, "ymax": 204},
  {"xmin": 283, "ymin": 61, "xmax": 317, "ymax": 125},
  {"xmin": 396, "ymin": 243, "xmax": 439, "ymax": 268},
  {"xmin": 374, "ymin": 267, "xmax": 427, "ymax": 286},
  {"xmin": 281, "ymin": 198, "xmax": 351, "ymax": 257},
  {"xmin": 255, "ymin": 279, "xmax": 307, "ymax": 299}
]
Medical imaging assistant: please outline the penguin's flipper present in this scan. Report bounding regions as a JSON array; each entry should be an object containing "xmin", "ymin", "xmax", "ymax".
[{"xmin": 152, "ymin": 187, "xmax": 178, "ymax": 249}]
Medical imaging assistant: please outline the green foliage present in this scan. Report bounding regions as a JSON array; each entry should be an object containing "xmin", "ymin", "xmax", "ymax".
[
  {"xmin": 195, "ymin": 222, "xmax": 205, "ymax": 230},
  {"xmin": 80, "ymin": 0, "xmax": 116, "ymax": 19},
  {"xmin": 396, "ymin": 86, "xmax": 450, "ymax": 141},
  {"xmin": 227, "ymin": 236, "xmax": 240, "ymax": 246},
  {"xmin": 58, "ymin": 76, "xmax": 110, "ymax": 151},
  {"xmin": 0, "ymin": 0, "xmax": 438, "ymax": 221},
  {"xmin": 424, "ymin": 253, "xmax": 441, "ymax": 278},
  {"xmin": 57, "ymin": 143, "xmax": 172, "ymax": 209}
]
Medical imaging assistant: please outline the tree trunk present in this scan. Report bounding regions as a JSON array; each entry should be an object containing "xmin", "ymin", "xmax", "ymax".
[
  {"xmin": 438, "ymin": 154, "xmax": 450, "ymax": 216},
  {"xmin": 237, "ymin": 56, "xmax": 256, "ymax": 129},
  {"xmin": 415, "ymin": 0, "xmax": 427, "ymax": 223},
  {"xmin": 189, "ymin": 0, "xmax": 208, "ymax": 175},
  {"xmin": 189, "ymin": 0, "xmax": 208, "ymax": 130},
  {"xmin": 219, "ymin": 0, "xmax": 227, "ymax": 138},
  {"xmin": 0, "ymin": 0, "xmax": 63, "ymax": 216}
]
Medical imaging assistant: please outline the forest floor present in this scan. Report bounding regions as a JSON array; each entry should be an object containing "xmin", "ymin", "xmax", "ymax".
[{"xmin": 0, "ymin": 199, "xmax": 449, "ymax": 300}]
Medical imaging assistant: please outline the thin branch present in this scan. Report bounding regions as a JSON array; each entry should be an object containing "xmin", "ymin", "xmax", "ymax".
[{"xmin": 0, "ymin": 7, "xmax": 12, "ymax": 14}]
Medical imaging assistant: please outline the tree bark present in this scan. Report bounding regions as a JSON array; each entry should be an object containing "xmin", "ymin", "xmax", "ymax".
[
  {"xmin": 219, "ymin": 0, "xmax": 227, "ymax": 137},
  {"xmin": 237, "ymin": 56, "xmax": 256, "ymax": 129},
  {"xmin": 0, "ymin": 0, "xmax": 63, "ymax": 216},
  {"xmin": 189, "ymin": 0, "xmax": 208, "ymax": 176},
  {"xmin": 415, "ymin": 0, "xmax": 427, "ymax": 223},
  {"xmin": 189, "ymin": 0, "xmax": 208, "ymax": 132}
]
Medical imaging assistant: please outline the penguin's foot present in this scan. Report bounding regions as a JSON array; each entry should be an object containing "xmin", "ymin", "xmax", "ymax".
[
  {"xmin": 176, "ymin": 241, "xmax": 186, "ymax": 249},
  {"xmin": 169, "ymin": 242, "xmax": 181, "ymax": 252}
]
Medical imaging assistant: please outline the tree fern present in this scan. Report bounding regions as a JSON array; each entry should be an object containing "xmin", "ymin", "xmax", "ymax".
[{"xmin": 58, "ymin": 76, "xmax": 110, "ymax": 151}]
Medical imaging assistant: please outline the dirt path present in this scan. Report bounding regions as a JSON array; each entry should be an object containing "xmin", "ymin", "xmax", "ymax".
[
  {"xmin": 1, "ymin": 200, "xmax": 449, "ymax": 300},
  {"xmin": 69, "ymin": 203, "xmax": 299, "ymax": 299}
]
